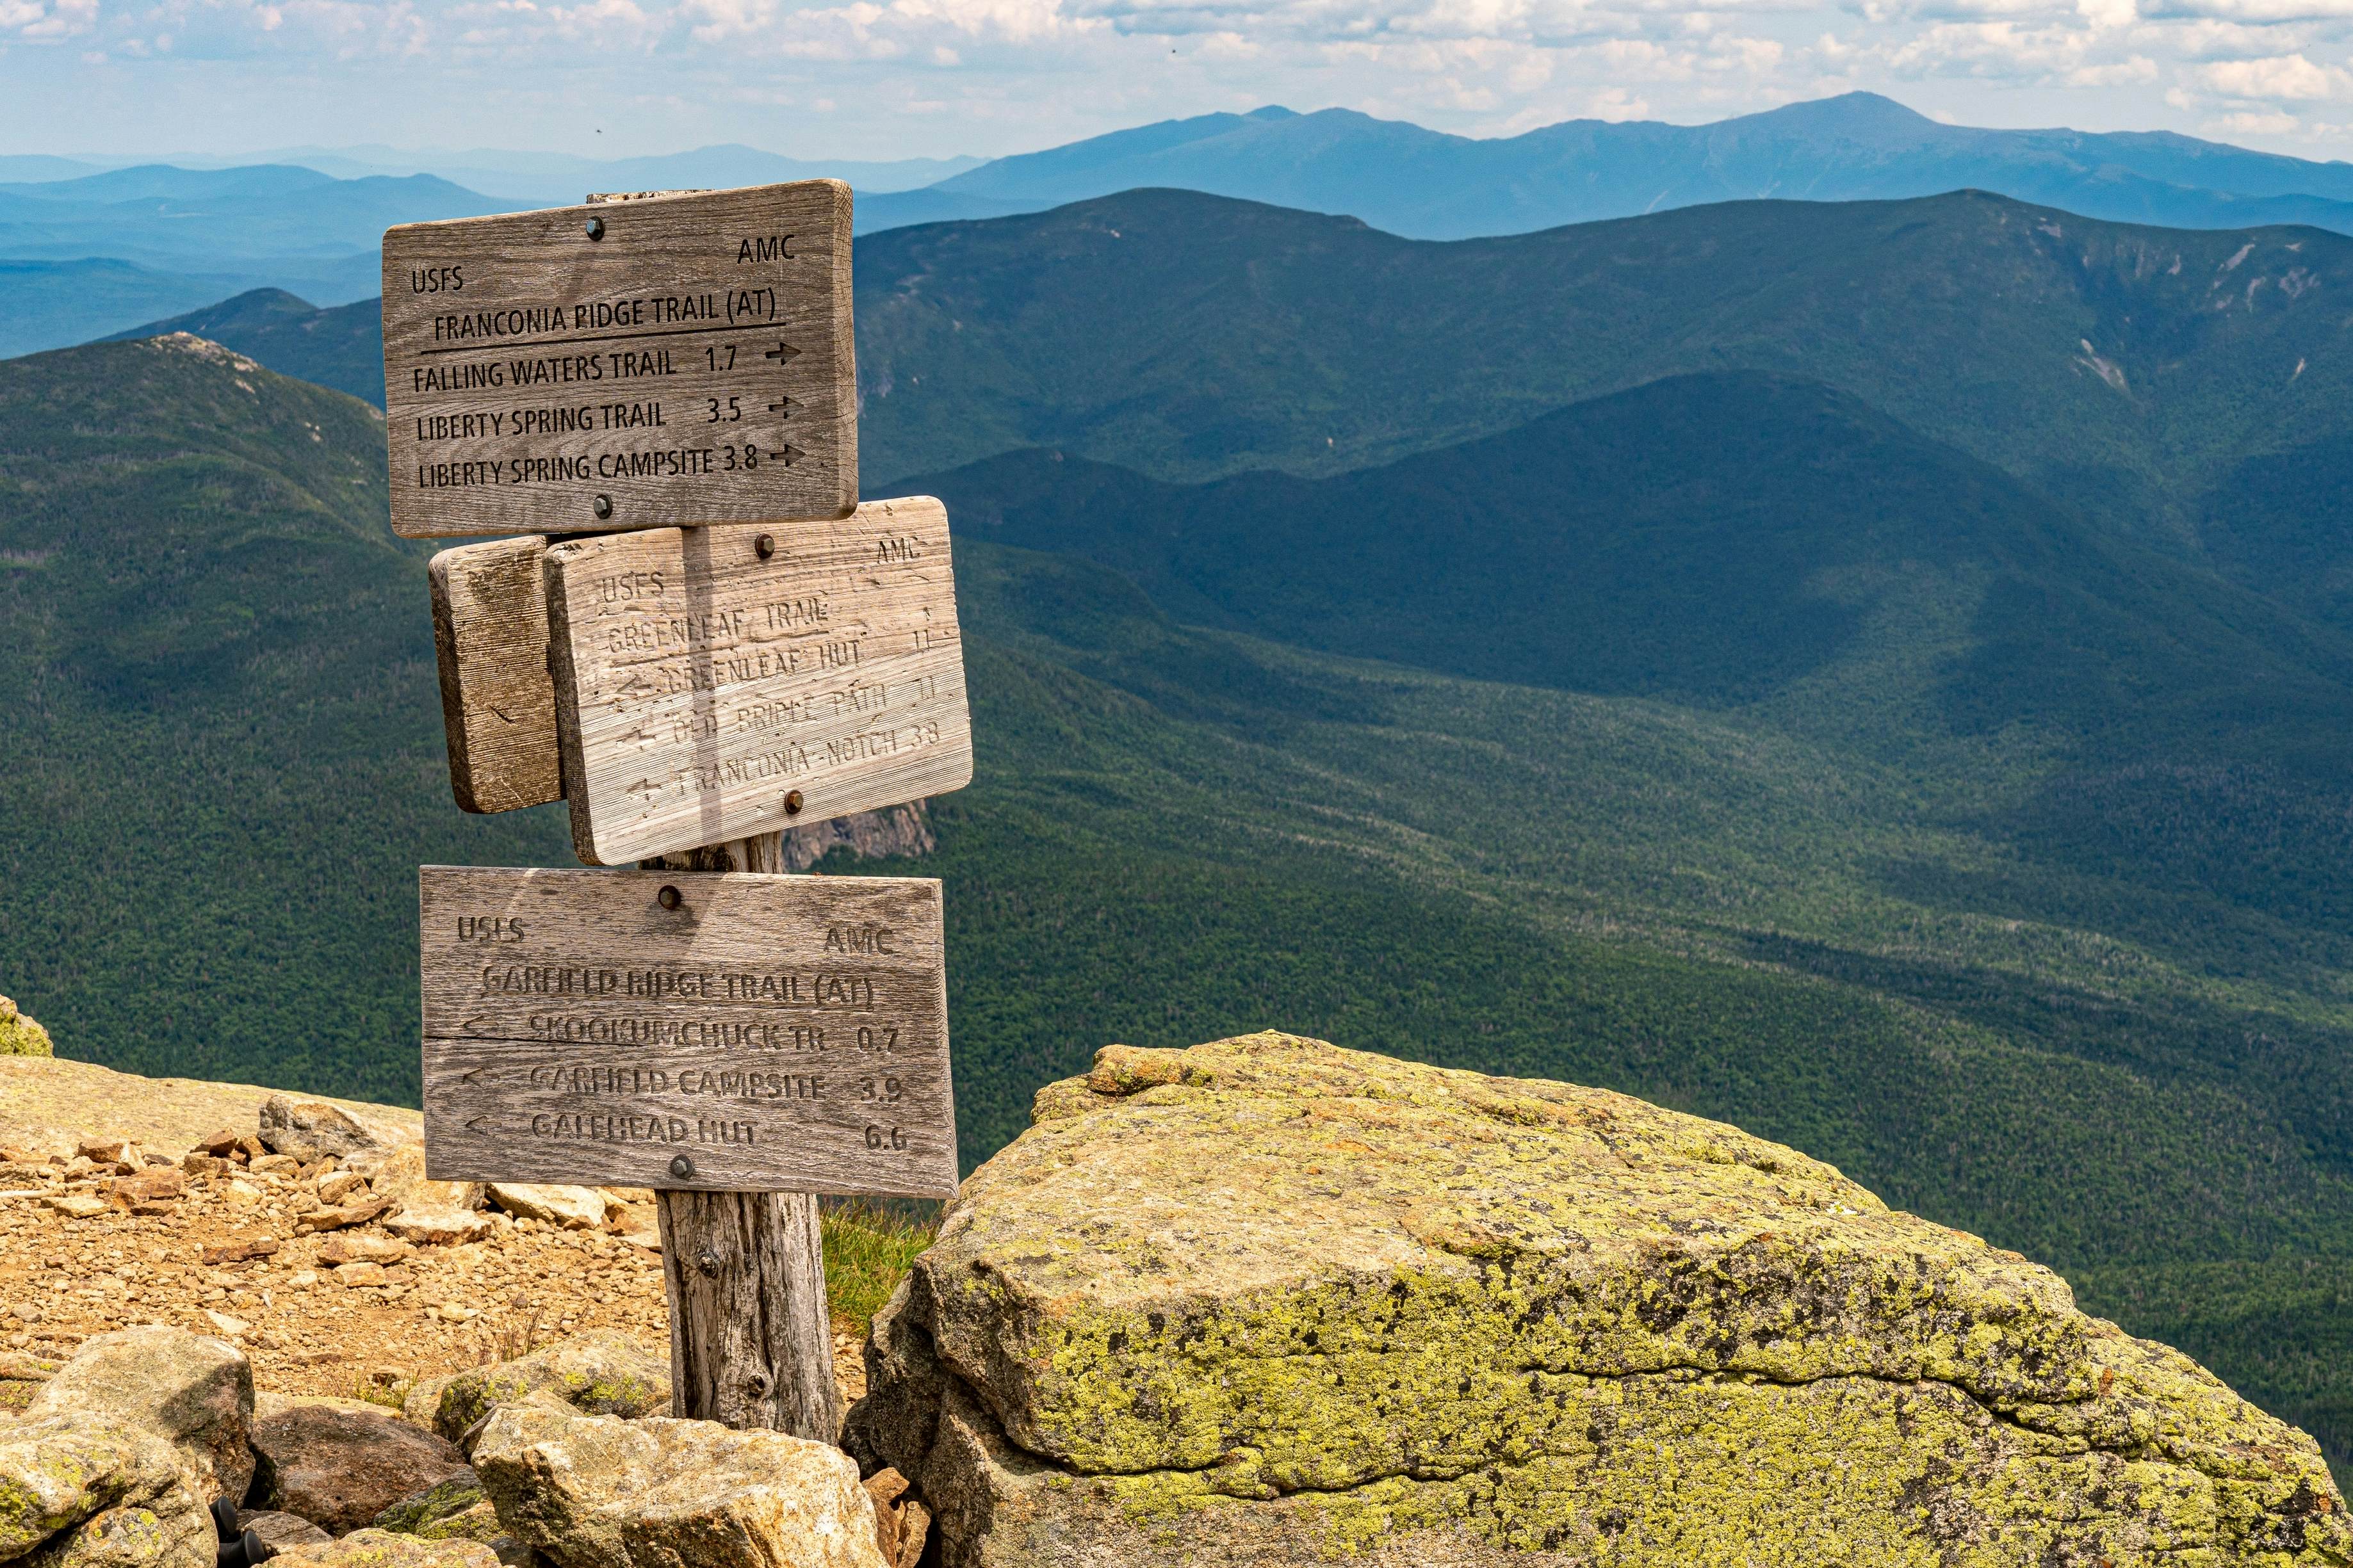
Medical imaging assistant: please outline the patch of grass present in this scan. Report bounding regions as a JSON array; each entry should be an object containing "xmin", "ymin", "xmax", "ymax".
[{"xmin": 822, "ymin": 1200, "xmax": 942, "ymax": 1330}]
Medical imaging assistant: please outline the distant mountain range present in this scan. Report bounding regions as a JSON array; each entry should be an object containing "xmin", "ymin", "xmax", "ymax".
[
  {"xmin": 113, "ymin": 183, "xmax": 2353, "ymax": 586},
  {"xmin": 0, "ymin": 146, "xmax": 982, "ymax": 202},
  {"xmin": 897, "ymin": 94, "xmax": 2353, "ymax": 239},
  {"xmin": 21, "ymin": 90, "xmax": 2353, "ymax": 354}
]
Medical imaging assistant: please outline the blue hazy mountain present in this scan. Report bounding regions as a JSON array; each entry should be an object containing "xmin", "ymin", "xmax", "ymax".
[
  {"xmin": 920, "ymin": 93, "xmax": 2353, "ymax": 239},
  {"xmin": 0, "ymin": 259, "xmax": 272, "ymax": 359},
  {"xmin": 0, "ymin": 166, "xmax": 519, "ymax": 352}
]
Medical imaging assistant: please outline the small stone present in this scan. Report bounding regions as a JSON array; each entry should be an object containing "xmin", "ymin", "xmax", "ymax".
[
  {"xmin": 236, "ymin": 1510, "xmax": 332, "ymax": 1550},
  {"xmin": 106, "ymin": 1169, "xmax": 184, "ymax": 1206},
  {"xmin": 318, "ymin": 1234, "xmax": 412, "ymax": 1267},
  {"xmin": 225, "ymin": 1180, "xmax": 263, "ymax": 1203},
  {"xmin": 258, "ymin": 1097, "xmax": 383, "ymax": 1163},
  {"xmin": 44, "ymin": 1194, "xmax": 109, "ymax": 1219},
  {"xmin": 484, "ymin": 1183, "xmax": 606, "ymax": 1230},
  {"xmin": 202, "ymin": 1311, "xmax": 250, "ymax": 1338},
  {"xmin": 248, "ymin": 1154, "xmax": 301, "ymax": 1177},
  {"xmin": 316, "ymin": 1170, "xmax": 368, "ymax": 1205},
  {"xmin": 385, "ymin": 1208, "xmax": 493, "ymax": 1247},
  {"xmin": 337, "ymin": 1263, "xmax": 386, "ymax": 1287}
]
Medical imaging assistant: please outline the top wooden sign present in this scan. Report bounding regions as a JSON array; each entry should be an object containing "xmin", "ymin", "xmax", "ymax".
[{"xmin": 380, "ymin": 182, "xmax": 856, "ymax": 539}]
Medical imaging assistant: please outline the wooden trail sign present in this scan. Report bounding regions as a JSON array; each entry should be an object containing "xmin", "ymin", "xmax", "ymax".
[
  {"xmin": 423, "ymin": 498, "xmax": 969, "ymax": 825},
  {"xmin": 382, "ymin": 181, "xmax": 855, "ymax": 539},
  {"xmin": 428, "ymin": 535, "xmax": 558, "ymax": 813},
  {"xmin": 419, "ymin": 864, "xmax": 956, "ymax": 1199},
  {"xmin": 545, "ymin": 496, "xmax": 971, "ymax": 864}
]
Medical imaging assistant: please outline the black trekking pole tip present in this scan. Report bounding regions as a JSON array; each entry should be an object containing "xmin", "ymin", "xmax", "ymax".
[
  {"xmin": 243, "ymin": 1528, "xmax": 276, "ymax": 1564},
  {"xmin": 211, "ymin": 1500, "xmax": 240, "ymax": 1540}
]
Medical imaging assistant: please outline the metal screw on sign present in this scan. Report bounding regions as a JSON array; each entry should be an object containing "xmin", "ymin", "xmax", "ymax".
[
  {"xmin": 593, "ymin": 494, "xmax": 614, "ymax": 520},
  {"xmin": 670, "ymin": 1154, "xmax": 696, "ymax": 1179},
  {"xmin": 697, "ymin": 1249, "xmax": 721, "ymax": 1278},
  {"xmin": 584, "ymin": 216, "xmax": 606, "ymax": 241},
  {"xmin": 658, "ymin": 884, "xmax": 681, "ymax": 910},
  {"xmin": 754, "ymin": 534, "xmax": 775, "ymax": 560},
  {"xmin": 783, "ymin": 790, "xmax": 804, "ymax": 815}
]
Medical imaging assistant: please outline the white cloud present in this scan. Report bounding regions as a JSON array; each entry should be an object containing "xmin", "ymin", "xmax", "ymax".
[{"xmin": 2190, "ymin": 48, "xmax": 2343, "ymax": 93}]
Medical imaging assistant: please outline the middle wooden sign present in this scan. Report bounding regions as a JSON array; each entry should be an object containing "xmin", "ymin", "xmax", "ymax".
[{"xmin": 536, "ymin": 496, "xmax": 971, "ymax": 864}]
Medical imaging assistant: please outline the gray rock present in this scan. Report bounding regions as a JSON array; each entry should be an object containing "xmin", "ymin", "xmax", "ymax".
[
  {"xmin": 27, "ymin": 1327, "xmax": 254, "ymax": 1506},
  {"xmin": 251, "ymin": 1405, "xmax": 473, "ymax": 1535},
  {"xmin": 237, "ymin": 1513, "xmax": 334, "ymax": 1551},
  {"xmin": 483, "ymin": 1185, "xmax": 603, "ymax": 1231},
  {"xmin": 471, "ymin": 1398, "xmax": 885, "ymax": 1568},
  {"xmin": 257, "ymin": 1097, "xmax": 380, "ymax": 1162},
  {"xmin": 0, "ymin": 1415, "xmax": 208, "ymax": 1568},
  {"xmin": 427, "ymin": 1332, "xmax": 668, "ymax": 1450}
]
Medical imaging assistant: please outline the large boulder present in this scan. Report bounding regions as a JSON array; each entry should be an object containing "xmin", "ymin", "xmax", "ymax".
[
  {"xmin": 26, "ymin": 1328, "xmax": 254, "ymax": 1506},
  {"xmin": 471, "ymin": 1398, "xmax": 885, "ymax": 1568},
  {"xmin": 0, "ymin": 1415, "xmax": 209, "ymax": 1568},
  {"xmin": 250, "ymin": 1405, "xmax": 474, "ymax": 1535},
  {"xmin": 850, "ymin": 1032, "xmax": 2353, "ymax": 1567},
  {"xmin": 427, "ymin": 1332, "xmax": 669, "ymax": 1449}
]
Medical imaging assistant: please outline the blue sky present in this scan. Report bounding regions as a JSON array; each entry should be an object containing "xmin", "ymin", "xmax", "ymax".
[{"xmin": 6, "ymin": 0, "xmax": 2353, "ymax": 163}]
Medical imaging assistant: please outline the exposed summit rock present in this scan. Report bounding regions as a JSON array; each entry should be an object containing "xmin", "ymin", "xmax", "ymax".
[
  {"xmin": 26, "ymin": 1327, "xmax": 254, "ymax": 1506},
  {"xmin": 425, "ymin": 1330, "xmax": 669, "ymax": 1450},
  {"xmin": 851, "ymin": 1031, "xmax": 2353, "ymax": 1566},
  {"xmin": 471, "ymin": 1398, "xmax": 886, "ymax": 1568},
  {"xmin": 0, "ymin": 998, "xmax": 53, "ymax": 1058}
]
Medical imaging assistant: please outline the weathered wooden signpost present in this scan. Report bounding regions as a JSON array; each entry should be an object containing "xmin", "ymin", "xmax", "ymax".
[{"xmin": 384, "ymin": 184, "xmax": 970, "ymax": 1441}]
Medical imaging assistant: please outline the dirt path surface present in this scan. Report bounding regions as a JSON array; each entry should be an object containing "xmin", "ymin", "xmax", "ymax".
[{"xmin": 0, "ymin": 1058, "xmax": 865, "ymax": 1410}]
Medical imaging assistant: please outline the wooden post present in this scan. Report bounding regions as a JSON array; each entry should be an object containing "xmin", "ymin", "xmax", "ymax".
[{"xmin": 640, "ymin": 829, "xmax": 841, "ymax": 1441}]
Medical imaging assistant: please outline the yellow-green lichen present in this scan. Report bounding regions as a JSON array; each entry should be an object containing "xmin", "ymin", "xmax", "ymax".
[
  {"xmin": 0, "ymin": 996, "xmax": 53, "ymax": 1058},
  {"xmin": 868, "ymin": 1032, "xmax": 2353, "ymax": 1566}
]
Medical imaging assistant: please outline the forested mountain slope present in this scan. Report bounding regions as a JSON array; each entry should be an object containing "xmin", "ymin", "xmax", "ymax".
[{"xmin": 6, "ymin": 337, "xmax": 2353, "ymax": 1464}]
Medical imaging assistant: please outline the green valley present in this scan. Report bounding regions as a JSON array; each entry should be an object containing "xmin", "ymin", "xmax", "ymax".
[{"xmin": 6, "ymin": 332, "xmax": 2353, "ymax": 1467}]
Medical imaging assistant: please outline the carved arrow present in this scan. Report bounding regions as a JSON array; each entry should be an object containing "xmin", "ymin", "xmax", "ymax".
[{"xmin": 761, "ymin": 341, "xmax": 800, "ymax": 363}]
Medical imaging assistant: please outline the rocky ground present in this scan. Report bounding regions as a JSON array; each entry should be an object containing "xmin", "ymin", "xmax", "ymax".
[{"xmin": 0, "ymin": 1058, "xmax": 867, "ymax": 1410}]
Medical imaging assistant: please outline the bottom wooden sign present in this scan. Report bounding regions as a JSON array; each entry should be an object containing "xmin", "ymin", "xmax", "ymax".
[{"xmin": 419, "ymin": 866, "xmax": 956, "ymax": 1197}]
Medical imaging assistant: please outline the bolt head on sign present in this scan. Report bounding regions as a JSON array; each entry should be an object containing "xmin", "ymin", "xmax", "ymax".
[
  {"xmin": 419, "ymin": 865, "xmax": 956, "ymax": 1198},
  {"xmin": 380, "ymin": 182, "xmax": 856, "ymax": 539}
]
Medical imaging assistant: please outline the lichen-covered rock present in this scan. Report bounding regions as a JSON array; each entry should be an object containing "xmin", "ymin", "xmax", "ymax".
[
  {"xmin": 0, "ymin": 997, "xmax": 53, "ymax": 1058},
  {"xmin": 257, "ymin": 1097, "xmax": 380, "ymax": 1162},
  {"xmin": 270, "ymin": 1528, "xmax": 500, "ymax": 1568},
  {"xmin": 850, "ymin": 1031, "xmax": 2353, "ymax": 1567},
  {"xmin": 0, "ymin": 1415, "xmax": 209, "ymax": 1568},
  {"xmin": 250, "ymin": 1405, "xmax": 473, "ymax": 1535},
  {"xmin": 428, "ymin": 1332, "xmax": 669, "ymax": 1449},
  {"xmin": 27, "ymin": 1328, "xmax": 254, "ymax": 1506},
  {"xmin": 470, "ymin": 1398, "xmax": 886, "ymax": 1568}
]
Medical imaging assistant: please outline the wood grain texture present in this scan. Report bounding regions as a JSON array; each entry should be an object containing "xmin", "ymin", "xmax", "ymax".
[
  {"xmin": 428, "ymin": 535, "xmax": 561, "ymax": 813},
  {"xmin": 381, "ymin": 181, "xmax": 856, "ymax": 539},
  {"xmin": 544, "ymin": 496, "xmax": 972, "ymax": 865},
  {"xmin": 418, "ymin": 864, "xmax": 956, "ymax": 1197},
  {"xmin": 656, "ymin": 1186, "xmax": 840, "ymax": 1438},
  {"xmin": 644, "ymin": 828, "xmax": 841, "ymax": 1439}
]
